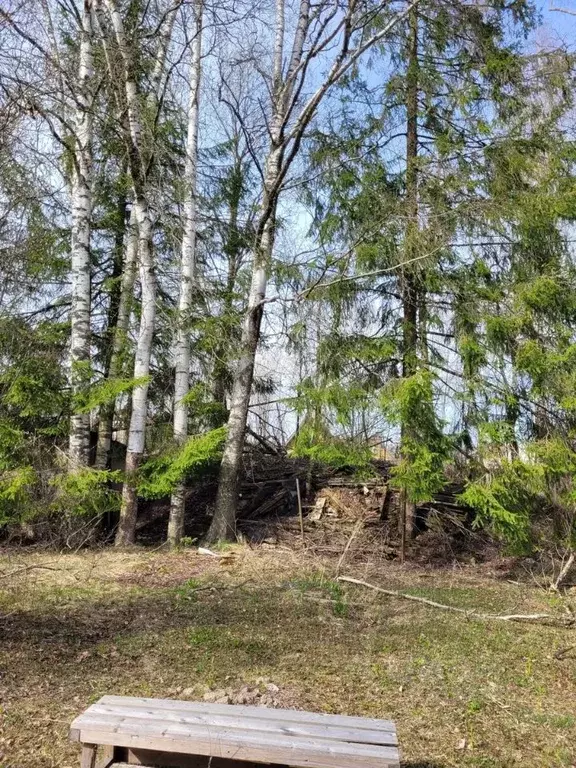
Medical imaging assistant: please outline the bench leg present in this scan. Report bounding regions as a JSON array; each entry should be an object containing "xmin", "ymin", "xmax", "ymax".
[
  {"xmin": 96, "ymin": 745, "xmax": 116, "ymax": 768},
  {"xmin": 81, "ymin": 744, "xmax": 97, "ymax": 768}
]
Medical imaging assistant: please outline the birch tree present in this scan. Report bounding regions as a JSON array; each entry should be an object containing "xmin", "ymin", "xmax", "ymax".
[
  {"xmin": 96, "ymin": 0, "xmax": 176, "ymax": 544},
  {"xmin": 168, "ymin": 0, "xmax": 204, "ymax": 546},
  {"xmin": 68, "ymin": 2, "xmax": 96, "ymax": 467},
  {"xmin": 94, "ymin": 6, "xmax": 178, "ymax": 470},
  {"xmin": 207, "ymin": 0, "xmax": 422, "ymax": 542},
  {"xmin": 0, "ymin": 1, "xmax": 97, "ymax": 467}
]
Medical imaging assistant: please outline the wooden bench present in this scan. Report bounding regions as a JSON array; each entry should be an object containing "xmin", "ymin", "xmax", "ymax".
[{"xmin": 70, "ymin": 695, "xmax": 400, "ymax": 768}]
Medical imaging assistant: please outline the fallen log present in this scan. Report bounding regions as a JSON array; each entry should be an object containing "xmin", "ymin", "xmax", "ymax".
[{"xmin": 338, "ymin": 576, "xmax": 575, "ymax": 627}]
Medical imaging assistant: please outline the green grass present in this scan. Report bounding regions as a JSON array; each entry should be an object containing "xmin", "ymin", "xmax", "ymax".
[{"xmin": 0, "ymin": 549, "xmax": 574, "ymax": 767}]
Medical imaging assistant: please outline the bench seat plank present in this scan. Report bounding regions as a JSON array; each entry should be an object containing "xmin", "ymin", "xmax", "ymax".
[
  {"xmin": 86, "ymin": 701, "xmax": 397, "ymax": 746},
  {"xmin": 70, "ymin": 697, "xmax": 400, "ymax": 768},
  {"xmin": 98, "ymin": 696, "xmax": 394, "ymax": 733}
]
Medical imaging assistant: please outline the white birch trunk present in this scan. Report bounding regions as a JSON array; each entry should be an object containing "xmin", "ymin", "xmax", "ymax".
[
  {"xmin": 206, "ymin": 233, "xmax": 272, "ymax": 541},
  {"xmin": 117, "ymin": 196, "xmax": 156, "ymax": 544},
  {"xmin": 207, "ymin": 0, "xmax": 418, "ymax": 542},
  {"xmin": 207, "ymin": 151, "xmax": 281, "ymax": 542},
  {"xmin": 168, "ymin": 0, "xmax": 203, "ymax": 546},
  {"xmin": 101, "ymin": 0, "xmax": 162, "ymax": 545},
  {"xmin": 207, "ymin": 0, "xmax": 287, "ymax": 542},
  {"xmin": 95, "ymin": 4, "xmax": 176, "ymax": 471},
  {"xmin": 69, "ymin": 0, "xmax": 94, "ymax": 468}
]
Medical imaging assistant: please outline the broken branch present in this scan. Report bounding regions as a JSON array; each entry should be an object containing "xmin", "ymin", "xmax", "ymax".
[
  {"xmin": 550, "ymin": 551, "xmax": 575, "ymax": 592},
  {"xmin": 336, "ymin": 518, "xmax": 365, "ymax": 575},
  {"xmin": 338, "ymin": 576, "xmax": 575, "ymax": 627},
  {"xmin": 0, "ymin": 564, "xmax": 62, "ymax": 580}
]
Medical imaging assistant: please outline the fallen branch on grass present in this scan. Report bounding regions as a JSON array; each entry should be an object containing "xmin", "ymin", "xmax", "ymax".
[
  {"xmin": 553, "ymin": 645, "xmax": 575, "ymax": 660},
  {"xmin": 0, "ymin": 563, "xmax": 63, "ymax": 580},
  {"xmin": 337, "ymin": 576, "xmax": 575, "ymax": 627}
]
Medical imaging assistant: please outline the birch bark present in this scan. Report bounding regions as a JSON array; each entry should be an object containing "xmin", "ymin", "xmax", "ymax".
[
  {"xmin": 95, "ymin": 6, "xmax": 176, "ymax": 470},
  {"xmin": 100, "ymin": 0, "xmax": 162, "ymax": 545},
  {"xmin": 117, "ymin": 196, "xmax": 155, "ymax": 545},
  {"xmin": 69, "ymin": 0, "xmax": 94, "ymax": 467},
  {"xmin": 168, "ymin": 0, "xmax": 203, "ymax": 546}
]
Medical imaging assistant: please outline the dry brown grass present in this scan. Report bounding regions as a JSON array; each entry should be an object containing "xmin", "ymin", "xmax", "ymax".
[{"xmin": 0, "ymin": 544, "xmax": 575, "ymax": 767}]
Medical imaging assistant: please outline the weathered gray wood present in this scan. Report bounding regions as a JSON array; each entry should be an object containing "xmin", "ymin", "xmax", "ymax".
[
  {"xmin": 71, "ymin": 696, "xmax": 400, "ymax": 768},
  {"xmin": 98, "ymin": 695, "xmax": 395, "ymax": 732},
  {"xmin": 96, "ymin": 744, "xmax": 116, "ymax": 768},
  {"xmin": 86, "ymin": 701, "xmax": 397, "ymax": 745},
  {"xmin": 81, "ymin": 744, "xmax": 98, "ymax": 768},
  {"xmin": 126, "ymin": 748, "xmax": 265, "ymax": 767},
  {"xmin": 71, "ymin": 721, "xmax": 399, "ymax": 768}
]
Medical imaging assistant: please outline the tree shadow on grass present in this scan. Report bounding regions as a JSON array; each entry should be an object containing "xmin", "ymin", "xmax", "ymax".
[{"xmin": 0, "ymin": 578, "xmax": 322, "ymax": 695}]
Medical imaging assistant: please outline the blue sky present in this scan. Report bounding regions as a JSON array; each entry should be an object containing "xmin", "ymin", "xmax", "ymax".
[{"xmin": 538, "ymin": 0, "xmax": 576, "ymax": 47}]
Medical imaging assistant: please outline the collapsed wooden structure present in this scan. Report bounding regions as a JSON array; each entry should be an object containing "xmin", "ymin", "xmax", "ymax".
[{"xmin": 136, "ymin": 451, "xmax": 476, "ymax": 561}]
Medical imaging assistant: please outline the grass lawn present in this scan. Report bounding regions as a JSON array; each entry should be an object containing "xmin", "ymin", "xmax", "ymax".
[{"xmin": 0, "ymin": 545, "xmax": 574, "ymax": 767}]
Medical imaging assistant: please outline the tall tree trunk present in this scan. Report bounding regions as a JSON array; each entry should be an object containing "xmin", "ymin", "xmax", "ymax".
[
  {"xmin": 168, "ymin": 0, "xmax": 203, "ymax": 547},
  {"xmin": 69, "ymin": 0, "xmax": 94, "ymax": 468},
  {"xmin": 116, "ymin": 197, "xmax": 155, "ymax": 545},
  {"xmin": 94, "ymin": 204, "xmax": 138, "ymax": 468},
  {"xmin": 101, "ymin": 0, "xmax": 164, "ymax": 545},
  {"xmin": 95, "ymin": 3, "xmax": 176, "ymax": 472},
  {"xmin": 400, "ymin": 4, "xmax": 419, "ymax": 545},
  {"xmin": 205, "ymin": 238, "xmax": 267, "ymax": 542},
  {"xmin": 206, "ymin": 0, "xmax": 287, "ymax": 543},
  {"xmin": 205, "ymin": 0, "xmax": 417, "ymax": 543},
  {"xmin": 206, "ymin": 151, "xmax": 280, "ymax": 543}
]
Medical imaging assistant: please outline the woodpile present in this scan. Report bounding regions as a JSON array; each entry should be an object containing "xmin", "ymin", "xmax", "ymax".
[{"xmin": 136, "ymin": 449, "xmax": 480, "ymax": 562}]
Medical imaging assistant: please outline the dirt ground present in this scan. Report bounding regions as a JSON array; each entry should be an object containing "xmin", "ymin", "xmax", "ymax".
[{"xmin": 0, "ymin": 544, "xmax": 575, "ymax": 767}]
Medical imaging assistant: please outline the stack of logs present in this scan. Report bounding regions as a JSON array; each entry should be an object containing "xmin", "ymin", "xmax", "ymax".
[
  {"xmin": 236, "ymin": 452, "xmax": 466, "ymax": 524},
  {"xmin": 136, "ymin": 449, "xmax": 470, "ymax": 551}
]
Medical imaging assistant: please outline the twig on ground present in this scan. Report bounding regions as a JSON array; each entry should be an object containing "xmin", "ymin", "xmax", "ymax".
[
  {"xmin": 485, "ymin": 695, "xmax": 521, "ymax": 725},
  {"xmin": 336, "ymin": 518, "xmax": 365, "ymax": 575},
  {"xmin": 338, "ymin": 576, "xmax": 575, "ymax": 627},
  {"xmin": 0, "ymin": 564, "xmax": 63, "ymax": 580},
  {"xmin": 553, "ymin": 645, "xmax": 575, "ymax": 660},
  {"xmin": 550, "ymin": 551, "xmax": 575, "ymax": 592}
]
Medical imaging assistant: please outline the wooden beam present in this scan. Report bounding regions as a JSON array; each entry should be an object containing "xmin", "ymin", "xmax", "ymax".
[
  {"xmin": 127, "ymin": 751, "xmax": 264, "ymax": 767},
  {"xmin": 81, "ymin": 744, "xmax": 98, "ymax": 768}
]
